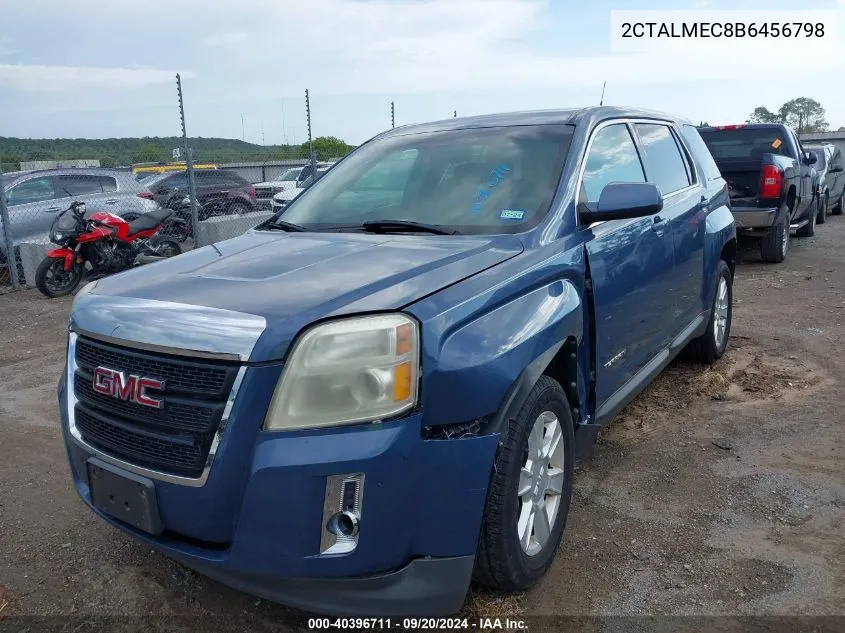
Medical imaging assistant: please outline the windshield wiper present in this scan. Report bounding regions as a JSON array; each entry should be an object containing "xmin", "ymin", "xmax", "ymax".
[
  {"xmin": 262, "ymin": 219, "xmax": 309, "ymax": 232},
  {"xmin": 361, "ymin": 220, "xmax": 459, "ymax": 235}
]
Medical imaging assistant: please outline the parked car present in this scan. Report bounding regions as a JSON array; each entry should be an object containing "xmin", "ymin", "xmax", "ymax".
[
  {"xmin": 1, "ymin": 168, "xmax": 159, "ymax": 277},
  {"xmin": 253, "ymin": 163, "xmax": 332, "ymax": 211},
  {"xmin": 144, "ymin": 169, "xmax": 256, "ymax": 215},
  {"xmin": 59, "ymin": 106, "xmax": 736, "ymax": 618},
  {"xmin": 698, "ymin": 123, "xmax": 817, "ymax": 263},
  {"xmin": 270, "ymin": 166, "xmax": 332, "ymax": 212},
  {"xmin": 805, "ymin": 143, "xmax": 845, "ymax": 220}
]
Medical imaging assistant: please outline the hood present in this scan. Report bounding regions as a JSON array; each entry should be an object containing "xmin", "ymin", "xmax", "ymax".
[
  {"xmin": 273, "ymin": 188, "xmax": 302, "ymax": 201},
  {"xmin": 75, "ymin": 230, "xmax": 524, "ymax": 362},
  {"xmin": 255, "ymin": 180, "xmax": 296, "ymax": 189}
]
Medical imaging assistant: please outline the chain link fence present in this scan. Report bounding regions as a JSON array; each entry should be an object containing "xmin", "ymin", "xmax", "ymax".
[{"xmin": 0, "ymin": 80, "xmax": 359, "ymax": 292}]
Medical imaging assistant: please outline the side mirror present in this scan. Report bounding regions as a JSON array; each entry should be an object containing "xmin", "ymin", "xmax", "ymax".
[
  {"xmin": 805, "ymin": 153, "xmax": 818, "ymax": 165},
  {"xmin": 581, "ymin": 182, "xmax": 664, "ymax": 224}
]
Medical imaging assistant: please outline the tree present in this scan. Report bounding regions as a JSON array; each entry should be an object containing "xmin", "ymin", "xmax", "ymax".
[
  {"xmin": 133, "ymin": 143, "xmax": 165, "ymax": 163},
  {"xmin": 747, "ymin": 106, "xmax": 779, "ymax": 124},
  {"xmin": 301, "ymin": 136, "xmax": 354, "ymax": 161},
  {"xmin": 698, "ymin": 121, "xmax": 710, "ymax": 127},
  {"xmin": 778, "ymin": 98, "xmax": 828, "ymax": 134},
  {"xmin": 746, "ymin": 98, "xmax": 829, "ymax": 133}
]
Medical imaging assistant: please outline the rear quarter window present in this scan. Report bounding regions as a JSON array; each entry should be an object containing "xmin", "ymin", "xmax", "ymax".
[{"xmin": 682, "ymin": 125, "xmax": 723, "ymax": 182}]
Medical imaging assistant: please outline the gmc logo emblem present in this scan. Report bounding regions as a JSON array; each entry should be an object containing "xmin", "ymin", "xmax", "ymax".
[{"xmin": 92, "ymin": 366, "xmax": 165, "ymax": 409}]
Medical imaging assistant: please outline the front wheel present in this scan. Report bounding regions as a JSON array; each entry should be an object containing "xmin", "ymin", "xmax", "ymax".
[
  {"xmin": 153, "ymin": 239, "xmax": 182, "ymax": 258},
  {"xmin": 817, "ymin": 193, "xmax": 828, "ymax": 225},
  {"xmin": 833, "ymin": 192, "xmax": 844, "ymax": 216},
  {"xmin": 35, "ymin": 257, "xmax": 83, "ymax": 298},
  {"xmin": 796, "ymin": 206, "xmax": 816, "ymax": 237},
  {"xmin": 474, "ymin": 376, "xmax": 574, "ymax": 591}
]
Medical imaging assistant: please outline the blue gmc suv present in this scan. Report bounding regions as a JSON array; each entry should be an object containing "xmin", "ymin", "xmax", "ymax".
[{"xmin": 59, "ymin": 107, "xmax": 736, "ymax": 617}]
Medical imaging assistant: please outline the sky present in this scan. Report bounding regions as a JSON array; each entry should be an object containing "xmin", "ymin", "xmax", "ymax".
[{"xmin": 0, "ymin": 0, "xmax": 843, "ymax": 146}]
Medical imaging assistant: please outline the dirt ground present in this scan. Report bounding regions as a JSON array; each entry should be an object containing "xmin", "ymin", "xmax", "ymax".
[{"xmin": 1, "ymin": 216, "xmax": 843, "ymax": 632}]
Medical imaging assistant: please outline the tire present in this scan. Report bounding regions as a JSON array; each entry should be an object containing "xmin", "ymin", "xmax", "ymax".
[
  {"xmin": 35, "ymin": 257, "xmax": 83, "ymax": 298},
  {"xmin": 816, "ymin": 192, "xmax": 828, "ymax": 225},
  {"xmin": 226, "ymin": 202, "xmax": 249, "ymax": 216},
  {"xmin": 759, "ymin": 209, "xmax": 788, "ymax": 263},
  {"xmin": 474, "ymin": 375, "xmax": 575, "ymax": 592},
  {"xmin": 796, "ymin": 205, "xmax": 816, "ymax": 237},
  {"xmin": 686, "ymin": 260, "xmax": 733, "ymax": 365},
  {"xmin": 153, "ymin": 239, "xmax": 182, "ymax": 258},
  {"xmin": 833, "ymin": 192, "xmax": 844, "ymax": 216}
]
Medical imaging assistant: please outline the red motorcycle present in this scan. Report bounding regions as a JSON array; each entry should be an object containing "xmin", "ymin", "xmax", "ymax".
[{"xmin": 35, "ymin": 201, "xmax": 185, "ymax": 298}]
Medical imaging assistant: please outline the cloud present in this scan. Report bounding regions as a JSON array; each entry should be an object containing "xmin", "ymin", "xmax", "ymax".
[
  {"xmin": 202, "ymin": 32, "xmax": 248, "ymax": 47},
  {"xmin": 0, "ymin": 64, "xmax": 191, "ymax": 92}
]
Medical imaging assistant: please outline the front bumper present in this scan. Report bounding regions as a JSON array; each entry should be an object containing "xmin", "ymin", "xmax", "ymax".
[{"xmin": 59, "ymin": 365, "xmax": 498, "ymax": 616}]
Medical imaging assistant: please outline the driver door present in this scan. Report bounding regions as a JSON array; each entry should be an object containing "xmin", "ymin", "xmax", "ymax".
[{"xmin": 579, "ymin": 122, "xmax": 678, "ymax": 410}]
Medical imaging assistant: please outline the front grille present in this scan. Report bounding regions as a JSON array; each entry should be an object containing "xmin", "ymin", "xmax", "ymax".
[
  {"xmin": 254, "ymin": 187, "xmax": 279, "ymax": 200},
  {"xmin": 73, "ymin": 336, "xmax": 240, "ymax": 478}
]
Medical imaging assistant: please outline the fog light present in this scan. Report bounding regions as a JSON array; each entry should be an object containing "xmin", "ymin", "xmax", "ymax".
[{"xmin": 320, "ymin": 473, "xmax": 364, "ymax": 555}]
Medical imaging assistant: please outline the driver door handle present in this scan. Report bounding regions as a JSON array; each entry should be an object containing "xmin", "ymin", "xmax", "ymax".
[
  {"xmin": 652, "ymin": 214, "xmax": 667, "ymax": 236},
  {"xmin": 105, "ymin": 199, "xmax": 118, "ymax": 204},
  {"xmin": 46, "ymin": 206, "xmax": 61, "ymax": 212}
]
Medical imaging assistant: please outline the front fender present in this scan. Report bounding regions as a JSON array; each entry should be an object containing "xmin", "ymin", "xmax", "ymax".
[
  {"xmin": 418, "ymin": 278, "xmax": 584, "ymax": 429},
  {"xmin": 46, "ymin": 247, "xmax": 76, "ymax": 271}
]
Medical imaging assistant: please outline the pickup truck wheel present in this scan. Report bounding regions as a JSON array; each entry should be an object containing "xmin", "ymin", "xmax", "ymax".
[
  {"xmin": 796, "ymin": 206, "xmax": 816, "ymax": 237},
  {"xmin": 474, "ymin": 376, "xmax": 574, "ymax": 591},
  {"xmin": 816, "ymin": 193, "xmax": 828, "ymax": 225},
  {"xmin": 833, "ymin": 192, "xmax": 844, "ymax": 215},
  {"xmin": 759, "ymin": 210, "xmax": 788, "ymax": 263},
  {"xmin": 687, "ymin": 260, "xmax": 732, "ymax": 364}
]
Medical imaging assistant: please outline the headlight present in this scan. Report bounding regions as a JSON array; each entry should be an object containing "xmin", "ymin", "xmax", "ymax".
[{"xmin": 264, "ymin": 314, "xmax": 420, "ymax": 431}]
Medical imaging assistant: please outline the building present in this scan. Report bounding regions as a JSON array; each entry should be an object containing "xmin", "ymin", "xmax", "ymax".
[{"xmin": 799, "ymin": 131, "xmax": 845, "ymax": 159}]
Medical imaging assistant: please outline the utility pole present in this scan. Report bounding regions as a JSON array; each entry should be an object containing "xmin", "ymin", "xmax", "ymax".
[
  {"xmin": 306, "ymin": 89, "xmax": 316, "ymax": 175},
  {"xmin": 454, "ymin": 110, "xmax": 457, "ymax": 118},
  {"xmin": 391, "ymin": 101, "xmax": 395, "ymax": 128},
  {"xmin": 282, "ymin": 99, "xmax": 287, "ymax": 145},
  {"xmin": 241, "ymin": 114, "xmax": 245, "ymax": 141},
  {"xmin": 176, "ymin": 73, "xmax": 199, "ymax": 246}
]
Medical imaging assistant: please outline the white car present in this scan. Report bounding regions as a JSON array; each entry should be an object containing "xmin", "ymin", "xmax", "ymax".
[
  {"xmin": 254, "ymin": 164, "xmax": 334, "ymax": 211},
  {"xmin": 271, "ymin": 166, "xmax": 333, "ymax": 213}
]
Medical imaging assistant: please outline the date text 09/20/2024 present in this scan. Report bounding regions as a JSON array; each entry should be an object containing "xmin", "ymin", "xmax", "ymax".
[{"xmin": 307, "ymin": 618, "xmax": 528, "ymax": 630}]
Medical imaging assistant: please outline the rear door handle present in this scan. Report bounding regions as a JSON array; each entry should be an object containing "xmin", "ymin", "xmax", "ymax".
[{"xmin": 105, "ymin": 199, "xmax": 118, "ymax": 204}]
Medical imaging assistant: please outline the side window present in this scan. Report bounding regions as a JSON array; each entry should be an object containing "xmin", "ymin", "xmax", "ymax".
[
  {"xmin": 57, "ymin": 175, "xmax": 103, "ymax": 196},
  {"xmin": 579, "ymin": 124, "xmax": 645, "ymax": 204},
  {"xmin": 6, "ymin": 177, "xmax": 57, "ymax": 205},
  {"xmin": 97, "ymin": 176, "xmax": 118, "ymax": 193},
  {"xmin": 634, "ymin": 123, "xmax": 691, "ymax": 195},
  {"xmin": 681, "ymin": 125, "xmax": 722, "ymax": 182}
]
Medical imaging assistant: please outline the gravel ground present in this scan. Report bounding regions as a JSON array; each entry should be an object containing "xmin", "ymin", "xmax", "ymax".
[{"xmin": 1, "ymin": 216, "xmax": 844, "ymax": 633}]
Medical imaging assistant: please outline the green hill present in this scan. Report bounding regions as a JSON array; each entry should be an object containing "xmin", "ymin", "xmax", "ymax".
[{"xmin": 0, "ymin": 136, "xmax": 354, "ymax": 172}]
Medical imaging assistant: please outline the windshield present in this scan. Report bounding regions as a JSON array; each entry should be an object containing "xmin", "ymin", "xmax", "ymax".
[
  {"xmin": 277, "ymin": 124, "xmax": 575, "ymax": 234},
  {"xmin": 698, "ymin": 127, "xmax": 790, "ymax": 160},
  {"xmin": 278, "ymin": 168, "xmax": 302, "ymax": 181}
]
